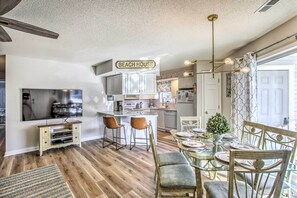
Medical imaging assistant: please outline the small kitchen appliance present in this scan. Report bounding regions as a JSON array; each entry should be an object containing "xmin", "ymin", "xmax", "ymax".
[{"xmin": 115, "ymin": 101, "xmax": 123, "ymax": 111}]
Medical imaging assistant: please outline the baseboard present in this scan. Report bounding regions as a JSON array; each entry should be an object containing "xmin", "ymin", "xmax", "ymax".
[
  {"xmin": 81, "ymin": 135, "xmax": 101, "ymax": 142},
  {"xmin": 4, "ymin": 136, "xmax": 102, "ymax": 157},
  {"xmin": 5, "ymin": 146, "xmax": 38, "ymax": 157}
]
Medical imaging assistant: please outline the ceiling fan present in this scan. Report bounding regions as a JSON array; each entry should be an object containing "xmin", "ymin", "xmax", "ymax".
[{"xmin": 0, "ymin": 0, "xmax": 59, "ymax": 42}]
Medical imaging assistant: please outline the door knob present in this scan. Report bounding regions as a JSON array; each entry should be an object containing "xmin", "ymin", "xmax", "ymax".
[{"xmin": 205, "ymin": 111, "xmax": 208, "ymax": 114}]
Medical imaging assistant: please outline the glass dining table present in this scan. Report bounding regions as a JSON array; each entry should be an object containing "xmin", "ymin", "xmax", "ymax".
[{"xmin": 170, "ymin": 130, "xmax": 297, "ymax": 198}]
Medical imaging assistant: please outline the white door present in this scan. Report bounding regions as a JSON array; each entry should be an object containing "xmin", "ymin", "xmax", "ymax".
[
  {"xmin": 202, "ymin": 73, "xmax": 221, "ymax": 128},
  {"xmin": 257, "ymin": 70, "xmax": 289, "ymax": 127}
]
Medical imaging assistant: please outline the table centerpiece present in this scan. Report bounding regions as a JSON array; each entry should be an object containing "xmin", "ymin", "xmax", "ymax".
[{"xmin": 206, "ymin": 113, "xmax": 230, "ymax": 144}]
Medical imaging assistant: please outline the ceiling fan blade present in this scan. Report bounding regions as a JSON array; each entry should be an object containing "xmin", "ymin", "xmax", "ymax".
[
  {"xmin": 0, "ymin": 25, "xmax": 12, "ymax": 42},
  {"xmin": 0, "ymin": 0, "xmax": 22, "ymax": 15},
  {"xmin": 0, "ymin": 17, "xmax": 59, "ymax": 39}
]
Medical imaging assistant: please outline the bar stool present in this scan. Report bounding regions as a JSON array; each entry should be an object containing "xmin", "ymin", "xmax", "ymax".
[
  {"xmin": 130, "ymin": 117, "xmax": 150, "ymax": 151},
  {"xmin": 102, "ymin": 116, "xmax": 127, "ymax": 150}
]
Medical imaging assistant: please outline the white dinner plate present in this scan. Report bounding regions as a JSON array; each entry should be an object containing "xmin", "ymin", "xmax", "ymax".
[
  {"xmin": 223, "ymin": 133, "xmax": 237, "ymax": 140},
  {"xmin": 193, "ymin": 128, "xmax": 207, "ymax": 133},
  {"xmin": 215, "ymin": 151, "xmax": 251, "ymax": 165},
  {"xmin": 215, "ymin": 151, "xmax": 229, "ymax": 163},
  {"xmin": 176, "ymin": 132, "xmax": 194, "ymax": 137},
  {"xmin": 182, "ymin": 140, "xmax": 205, "ymax": 148},
  {"xmin": 230, "ymin": 142, "xmax": 255, "ymax": 150}
]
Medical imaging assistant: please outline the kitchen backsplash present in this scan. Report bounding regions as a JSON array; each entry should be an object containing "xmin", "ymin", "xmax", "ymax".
[
  {"xmin": 153, "ymin": 99, "xmax": 176, "ymax": 109},
  {"xmin": 124, "ymin": 99, "xmax": 176, "ymax": 109},
  {"xmin": 124, "ymin": 99, "xmax": 151, "ymax": 109}
]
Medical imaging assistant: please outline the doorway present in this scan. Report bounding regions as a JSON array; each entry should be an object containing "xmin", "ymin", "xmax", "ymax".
[
  {"xmin": 257, "ymin": 68, "xmax": 291, "ymax": 128},
  {"xmin": 201, "ymin": 73, "xmax": 221, "ymax": 128},
  {"xmin": 257, "ymin": 52, "xmax": 297, "ymax": 130}
]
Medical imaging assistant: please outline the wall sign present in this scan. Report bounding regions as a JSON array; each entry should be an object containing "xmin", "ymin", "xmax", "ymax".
[{"xmin": 115, "ymin": 60, "xmax": 156, "ymax": 69}]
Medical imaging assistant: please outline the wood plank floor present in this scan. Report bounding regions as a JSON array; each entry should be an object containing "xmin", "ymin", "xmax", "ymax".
[{"xmin": 0, "ymin": 131, "xmax": 180, "ymax": 198}]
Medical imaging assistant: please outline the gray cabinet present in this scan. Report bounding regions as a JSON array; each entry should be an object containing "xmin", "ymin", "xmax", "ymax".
[
  {"xmin": 164, "ymin": 110, "xmax": 177, "ymax": 129},
  {"xmin": 106, "ymin": 74, "xmax": 123, "ymax": 95},
  {"xmin": 151, "ymin": 109, "xmax": 165, "ymax": 130},
  {"xmin": 178, "ymin": 77, "xmax": 194, "ymax": 89},
  {"xmin": 157, "ymin": 110, "xmax": 165, "ymax": 129}
]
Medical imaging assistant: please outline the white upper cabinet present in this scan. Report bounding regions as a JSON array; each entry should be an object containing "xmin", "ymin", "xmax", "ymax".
[
  {"xmin": 106, "ymin": 73, "xmax": 156, "ymax": 95},
  {"xmin": 127, "ymin": 73, "xmax": 141, "ymax": 94},
  {"xmin": 141, "ymin": 73, "xmax": 156, "ymax": 94}
]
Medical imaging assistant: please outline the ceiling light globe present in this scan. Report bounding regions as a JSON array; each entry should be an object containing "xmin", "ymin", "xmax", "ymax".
[
  {"xmin": 224, "ymin": 58, "xmax": 234, "ymax": 65},
  {"xmin": 241, "ymin": 66, "xmax": 250, "ymax": 73},
  {"xmin": 184, "ymin": 60, "xmax": 192, "ymax": 65},
  {"xmin": 183, "ymin": 72, "xmax": 189, "ymax": 77}
]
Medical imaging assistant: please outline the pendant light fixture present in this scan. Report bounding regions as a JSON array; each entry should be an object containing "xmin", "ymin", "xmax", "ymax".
[
  {"xmin": 208, "ymin": 14, "xmax": 217, "ymax": 78},
  {"xmin": 185, "ymin": 14, "xmax": 250, "ymax": 76}
]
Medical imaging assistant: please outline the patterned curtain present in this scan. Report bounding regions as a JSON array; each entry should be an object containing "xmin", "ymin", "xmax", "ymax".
[{"xmin": 231, "ymin": 52, "xmax": 257, "ymax": 136}]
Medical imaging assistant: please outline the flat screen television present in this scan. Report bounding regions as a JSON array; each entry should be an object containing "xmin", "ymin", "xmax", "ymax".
[{"xmin": 22, "ymin": 89, "xmax": 83, "ymax": 121}]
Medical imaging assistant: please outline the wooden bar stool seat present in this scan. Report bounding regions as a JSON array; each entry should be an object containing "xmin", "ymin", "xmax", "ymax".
[
  {"xmin": 103, "ymin": 116, "xmax": 127, "ymax": 150},
  {"xmin": 130, "ymin": 117, "xmax": 150, "ymax": 151}
]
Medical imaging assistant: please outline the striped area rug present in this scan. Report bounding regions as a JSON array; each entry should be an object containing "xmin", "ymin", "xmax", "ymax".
[{"xmin": 0, "ymin": 164, "xmax": 72, "ymax": 198}]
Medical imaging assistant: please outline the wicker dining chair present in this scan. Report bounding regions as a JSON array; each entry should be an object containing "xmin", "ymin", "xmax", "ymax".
[
  {"xmin": 204, "ymin": 149, "xmax": 291, "ymax": 198},
  {"xmin": 149, "ymin": 124, "xmax": 189, "ymax": 180},
  {"xmin": 180, "ymin": 116, "xmax": 201, "ymax": 132},
  {"xmin": 260, "ymin": 126, "xmax": 297, "ymax": 198},
  {"xmin": 148, "ymin": 123, "xmax": 196, "ymax": 198},
  {"xmin": 241, "ymin": 121, "xmax": 265, "ymax": 148}
]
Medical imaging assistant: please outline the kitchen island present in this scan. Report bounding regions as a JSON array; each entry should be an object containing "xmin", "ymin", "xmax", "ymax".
[{"xmin": 97, "ymin": 111, "xmax": 158, "ymax": 145}]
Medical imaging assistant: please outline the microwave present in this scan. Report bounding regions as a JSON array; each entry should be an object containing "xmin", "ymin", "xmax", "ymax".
[{"xmin": 176, "ymin": 89, "xmax": 194, "ymax": 103}]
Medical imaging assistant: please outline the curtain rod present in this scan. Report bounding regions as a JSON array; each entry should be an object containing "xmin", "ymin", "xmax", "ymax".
[{"xmin": 253, "ymin": 32, "xmax": 297, "ymax": 55}]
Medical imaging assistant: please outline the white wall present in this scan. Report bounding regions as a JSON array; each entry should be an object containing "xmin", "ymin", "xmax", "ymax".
[
  {"xmin": 222, "ymin": 15, "xmax": 297, "ymax": 122},
  {"xmin": 5, "ymin": 55, "xmax": 107, "ymax": 156}
]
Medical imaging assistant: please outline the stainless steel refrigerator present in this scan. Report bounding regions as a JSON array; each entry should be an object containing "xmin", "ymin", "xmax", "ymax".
[{"xmin": 176, "ymin": 89, "xmax": 194, "ymax": 131}]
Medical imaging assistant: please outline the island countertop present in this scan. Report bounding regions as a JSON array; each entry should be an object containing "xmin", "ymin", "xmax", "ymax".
[{"xmin": 97, "ymin": 111, "xmax": 158, "ymax": 117}]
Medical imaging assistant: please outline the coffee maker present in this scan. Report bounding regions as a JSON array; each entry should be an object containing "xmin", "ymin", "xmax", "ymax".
[{"xmin": 115, "ymin": 101, "xmax": 123, "ymax": 111}]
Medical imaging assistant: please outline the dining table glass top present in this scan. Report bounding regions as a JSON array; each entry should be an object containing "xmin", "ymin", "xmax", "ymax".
[{"xmin": 170, "ymin": 130, "xmax": 297, "ymax": 172}]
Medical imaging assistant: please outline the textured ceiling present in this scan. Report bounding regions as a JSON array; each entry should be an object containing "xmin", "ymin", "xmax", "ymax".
[{"xmin": 0, "ymin": 0, "xmax": 297, "ymax": 71}]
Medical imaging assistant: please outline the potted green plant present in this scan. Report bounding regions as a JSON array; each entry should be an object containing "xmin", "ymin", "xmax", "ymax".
[{"xmin": 206, "ymin": 113, "xmax": 230, "ymax": 143}]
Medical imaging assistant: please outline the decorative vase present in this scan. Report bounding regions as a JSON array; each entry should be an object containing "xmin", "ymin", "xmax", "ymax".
[{"xmin": 213, "ymin": 134, "xmax": 223, "ymax": 144}]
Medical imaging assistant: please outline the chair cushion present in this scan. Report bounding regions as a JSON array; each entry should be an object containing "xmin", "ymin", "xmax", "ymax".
[
  {"xmin": 158, "ymin": 152, "xmax": 189, "ymax": 166},
  {"xmin": 236, "ymin": 173, "xmax": 289, "ymax": 190},
  {"xmin": 204, "ymin": 181, "xmax": 255, "ymax": 198},
  {"xmin": 159, "ymin": 164, "xmax": 196, "ymax": 189}
]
